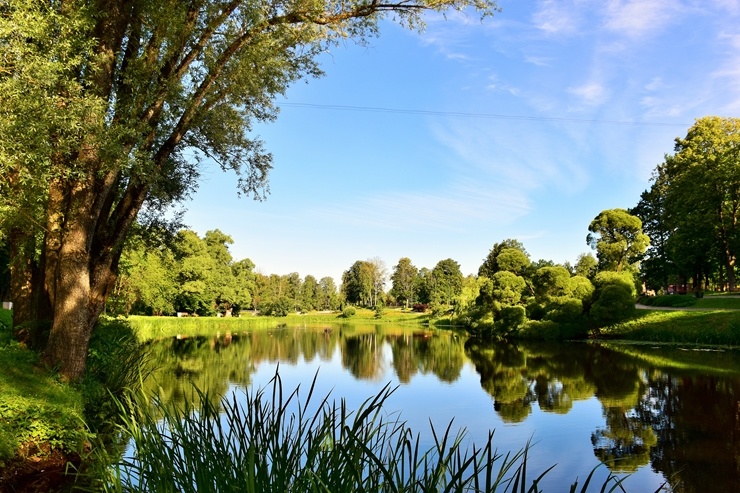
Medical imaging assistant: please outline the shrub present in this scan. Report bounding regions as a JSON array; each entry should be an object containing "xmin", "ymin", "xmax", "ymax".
[
  {"xmin": 518, "ymin": 319, "xmax": 562, "ymax": 340},
  {"xmin": 590, "ymin": 284, "xmax": 636, "ymax": 328},
  {"xmin": 81, "ymin": 318, "xmax": 150, "ymax": 433},
  {"xmin": 411, "ymin": 303, "xmax": 428, "ymax": 312},
  {"xmin": 593, "ymin": 271, "xmax": 638, "ymax": 298},
  {"xmin": 341, "ymin": 306, "xmax": 356, "ymax": 318},
  {"xmin": 568, "ymin": 276, "xmax": 595, "ymax": 303},
  {"xmin": 543, "ymin": 297, "xmax": 583, "ymax": 325},
  {"xmin": 494, "ymin": 305, "xmax": 527, "ymax": 334}
]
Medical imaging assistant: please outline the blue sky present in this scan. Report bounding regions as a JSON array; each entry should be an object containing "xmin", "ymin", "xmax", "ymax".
[{"xmin": 182, "ymin": 0, "xmax": 740, "ymax": 284}]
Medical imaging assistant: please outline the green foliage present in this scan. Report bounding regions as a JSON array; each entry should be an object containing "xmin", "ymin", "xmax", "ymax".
[
  {"xmin": 81, "ymin": 318, "xmax": 149, "ymax": 433},
  {"xmin": 261, "ymin": 297, "xmax": 293, "ymax": 317},
  {"xmin": 593, "ymin": 271, "xmax": 638, "ymax": 298},
  {"xmin": 97, "ymin": 372, "xmax": 633, "ymax": 493},
  {"xmin": 430, "ymin": 258, "xmax": 464, "ymax": 306},
  {"xmin": 0, "ymin": 308, "xmax": 11, "ymax": 345},
  {"xmin": 543, "ymin": 297, "xmax": 584, "ymax": 325},
  {"xmin": 0, "ymin": 345, "xmax": 88, "ymax": 465},
  {"xmin": 568, "ymin": 276, "xmax": 595, "ymax": 304},
  {"xmin": 491, "ymin": 271, "xmax": 527, "ymax": 307},
  {"xmin": 587, "ymin": 209, "xmax": 649, "ymax": 272},
  {"xmin": 479, "ymin": 239, "xmax": 530, "ymax": 278},
  {"xmin": 390, "ymin": 257, "xmax": 419, "ymax": 308},
  {"xmin": 518, "ymin": 320, "xmax": 562, "ymax": 341},
  {"xmin": 534, "ymin": 266, "xmax": 572, "ymax": 300},
  {"xmin": 495, "ymin": 305, "xmax": 527, "ymax": 334},
  {"xmin": 573, "ymin": 253, "xmax": 598, "ymax": 279},
  {"xmin": 590, "ymin": 285, "xmax": 636, "ymax": 328},
  {"xmin": 341, "ymin": 306, "xmax": 357, "ymax": 318}
]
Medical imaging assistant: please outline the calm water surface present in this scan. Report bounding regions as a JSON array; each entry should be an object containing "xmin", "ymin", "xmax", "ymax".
[{"xmin": 143, "ymin": 323, "xmax": 740, "ymax": 493}]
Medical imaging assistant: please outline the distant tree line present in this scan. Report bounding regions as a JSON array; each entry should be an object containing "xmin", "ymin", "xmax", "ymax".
[{"xmin": 107, "ymin": 229, "xmax": 339, "ymax": 317}]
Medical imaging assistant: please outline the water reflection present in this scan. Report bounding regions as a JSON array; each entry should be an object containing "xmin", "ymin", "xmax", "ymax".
[{"xmin": 144, "ymin": 324, "xmax": 740, "ymax": 492}]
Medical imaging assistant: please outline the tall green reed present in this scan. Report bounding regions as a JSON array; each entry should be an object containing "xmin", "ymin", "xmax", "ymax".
[{"xmin": 94, "ymin": 372, "xmax": 664, "ymax": 492}]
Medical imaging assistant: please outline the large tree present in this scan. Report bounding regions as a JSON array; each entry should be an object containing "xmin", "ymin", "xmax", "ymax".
[
  {"xmin": 586, "ymin": 209, "xmax": 649, "ymax": 273},
  {"xmin": 0, "ymin": 0, "xmax": 498, "ymax": 380},
  {"xmin": 663, "ymin": 117, "xmax": 740, "ymax": 291},
  {"xmin": 478, "ymin": 239, "xmax": 529, "ymax": 279},
  {"xmin": 390, "ymin": 257, "xmax": 418, "ymax": 308}
]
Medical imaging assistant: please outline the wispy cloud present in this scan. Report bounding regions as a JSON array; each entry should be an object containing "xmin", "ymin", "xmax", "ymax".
[
  {"xmin": 532, "ymin": 0, "xmax": 582, "ymax": 36},
  {"xmin": 568, "ymin": 82, "xmax": 608, "ymax": 107},
  {"xmin": 602, "ymin": 0, "xmax": 681, "ymax": 38}
]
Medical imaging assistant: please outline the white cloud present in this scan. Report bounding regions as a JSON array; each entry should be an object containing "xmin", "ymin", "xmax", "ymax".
[
  {"xmin": 568, "ymin": 82, "xmax": 608, "ymax": 106},
  {"xmin": 602, "ymin": 0, "xmax": 681, "ymax": 38},
  {"xmin": 532, "ymin": 0, "xmax": 581, "ymax": 35},
  {"xmin": 524, "ymin": 55, "xmax": 552, "ymax": 67}
]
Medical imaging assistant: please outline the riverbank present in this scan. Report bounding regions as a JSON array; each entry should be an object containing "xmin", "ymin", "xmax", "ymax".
[{"xmin": 0, "ymin": 311, "xmax": 144, "ymax": 492}]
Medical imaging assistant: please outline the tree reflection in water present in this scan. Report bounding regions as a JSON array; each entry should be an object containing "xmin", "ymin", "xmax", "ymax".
[{"xmin": 144, "ymin": 325, "xmax": 740, "ymax": 492}]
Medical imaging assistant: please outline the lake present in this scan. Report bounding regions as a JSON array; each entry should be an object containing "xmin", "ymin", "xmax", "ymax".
[{"xmin": 142, "ymin": 323, "xmax": 740, "ymax": 492}]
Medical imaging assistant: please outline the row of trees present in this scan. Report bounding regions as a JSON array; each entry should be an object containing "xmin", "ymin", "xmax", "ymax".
[
  {"xmin": 109, "ymin": 229, "xmax": 339, "ymax": 317},
  {"xmin": 336, "ymin": 206, "xmax": 649, "ymax": 339},
  {"xmin": 632, "ymin": 116, "xmax": 740, "ymax": 293},
  {"xmin": 341, "ymin": 257, "xmax": 464, "ymax": 311}
]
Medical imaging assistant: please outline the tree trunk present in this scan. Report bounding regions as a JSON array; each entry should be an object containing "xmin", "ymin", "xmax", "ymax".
[
  {"xmin": 727, "ymin": 255, "xmax": 737, "ymax": 292},
  {"xmin": 8, "ymin": 228, "xmax": 52, "ymax": 349},
  {"xmin": 41, "ymin": 174, "xmax": 119, "ymax": 381}
]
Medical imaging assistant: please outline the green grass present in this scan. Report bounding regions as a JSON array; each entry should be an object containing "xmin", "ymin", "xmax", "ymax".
[
  {"xmin": 0, "ymin": 342, "xmax": 89, "ymax": 467},
  {"xmin": 639, "ymin": 294, "xmax": 740, "ymax": 310},
  {"xmin": 126, "ymin": 308, "xmax": 428, "ymax": 342},
  {"xmin": 601, "ymin": 309, "xmax": 740, "ymax": 346},
  {"xmin": 693, "ymin": 297, "xmax": 740, "ymax": 309},
  {"xmin": 0, "ymin": 308, "xmax": 11, "ymax": 345}
]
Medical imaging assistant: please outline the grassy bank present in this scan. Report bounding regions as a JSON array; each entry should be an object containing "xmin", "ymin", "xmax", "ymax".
[
  {"xmin": 0, "ymin": 311, "xmax": 145, "ymax": 490},
  {"xmin": 601, "ymin": 309, "xmax": 740, "ymax": 346},
  {"xmin": 0, "ymin": 308, "xmax": 89, "ymax": 487},
  {"xmin": 127, "ymin": 307, "xmax": 428, "ymax": 342}
]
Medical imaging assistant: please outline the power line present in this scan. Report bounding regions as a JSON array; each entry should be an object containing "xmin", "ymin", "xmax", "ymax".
[{"xmin": 278, "ymin": 102, "xmax": 691, "ymax": 127}]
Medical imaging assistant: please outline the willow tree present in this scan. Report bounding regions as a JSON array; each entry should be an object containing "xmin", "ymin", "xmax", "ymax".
[{"xmin": 0, "ymin": 0, "xmax": 499, "ymax": 380}]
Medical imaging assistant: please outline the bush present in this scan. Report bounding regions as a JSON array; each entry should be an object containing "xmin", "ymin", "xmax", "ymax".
[
  {"xmin": 518, "ymin": 319, "xmax": 562, "ymax": 340},
  {"xmin": 341, "ymin": 306, "xmax": 356, "ymax": 318},
  {"xmin": 543, "ymin": 297, "xmax": 584, "ymax": 325},
  {"xmin": 593, "ymin": 271, "xmax": 638, "ymax": 298},
  {"xmin": 494, "ymin": 305, "xmax": 527, "ymax": 334},
  {"xmin": 590, "ymin": 284, "xmax": 636, "ymax": 328},
  {"xmin": 568, "ymin": 276, "xmax": 595, "ymax": 303},
  {"xmin": 411, "ymin": 303, "xmax": 428, "ymax": 312},
  {"xmin": 525, "ymin": 300, "xmax": 547, "ymax": 321}
]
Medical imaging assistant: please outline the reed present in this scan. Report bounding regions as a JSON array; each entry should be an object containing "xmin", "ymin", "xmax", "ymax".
[{"xmin": 94, "ymin": 372, "xmax": 655, "ymax": 493}]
